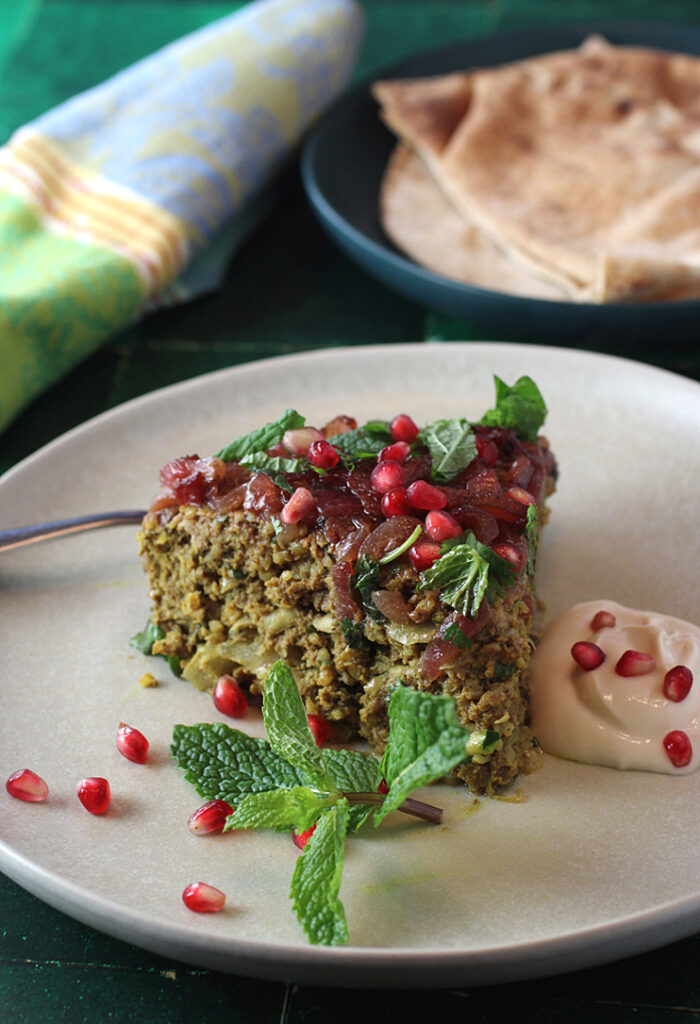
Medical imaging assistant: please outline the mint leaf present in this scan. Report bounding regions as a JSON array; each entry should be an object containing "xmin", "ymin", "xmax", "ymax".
[
  {"xmin": 323, "ymin": 747, "xmax": 383, "ymax": 832},
  {"xmin": 375, "ymin": 687, "xmax": 474, "ymax": 825},
  {"xmin": 238, "ymin": 452, "xmax": 306, "ymax": 492},
  {"xmin": 351, "ymin": 554, "xmax": 384, "ymax": 621},
  {"xmin": 419, "ymin": 418, "xmax": 477, "ymax": 482},
  {"xmin": 225, "ymin": 786, "xmax": 337, "ymax": 833},
  {"xmin": 326, "ymin": 421, "xmax": 393, "ymax": 465},
  {"xmin": 171, "ymin": 722, "xmax": 304, "ymax": 803},
  {"xmin": 262, "ymin": 661, "xmax": 337, "ymax": 793},
  {"xmin": 479, "ymin": 375, "xmax": 547, "ymax": 442},
  {"xmin": 216, "ymin": 409, "xmax": 305, "ymax": 461},
  {"xmin": 289, "ymin": 801, "xmax": 350, "ymax": 945},
  {"xmin": 417, "ymin": 531, "xmax": 516, "ymax": 616}
]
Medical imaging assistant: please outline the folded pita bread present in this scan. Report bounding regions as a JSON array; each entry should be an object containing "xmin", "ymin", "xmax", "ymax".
[{"xmin": 373, "ymin": 36, "xmax": 700, "ymax": 303}]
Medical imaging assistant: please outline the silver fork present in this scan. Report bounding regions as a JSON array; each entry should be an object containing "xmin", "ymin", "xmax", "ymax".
[{"xmin": 0, "ymin": 510, "xmax": 147, "ymax": 552}]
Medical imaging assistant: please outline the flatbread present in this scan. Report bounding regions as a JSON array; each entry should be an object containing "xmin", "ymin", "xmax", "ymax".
[
  {"xmin": 380, "ymin": 142, "xmax": 566, "ymax": 299},
  {"xmin": 373, "ymin": 36, "xmax": 700, "ymax": 303}
]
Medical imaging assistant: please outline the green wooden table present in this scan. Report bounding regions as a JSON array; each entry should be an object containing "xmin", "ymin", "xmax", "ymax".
[{"xmin": 1, "ymin": 2, "xmax": 699, "ymax": 1021}]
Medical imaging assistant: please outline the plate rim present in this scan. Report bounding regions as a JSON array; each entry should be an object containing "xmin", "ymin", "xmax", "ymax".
[{"xmin": 1, "ymin": 340, "xmax": 699, "ymax": 988}]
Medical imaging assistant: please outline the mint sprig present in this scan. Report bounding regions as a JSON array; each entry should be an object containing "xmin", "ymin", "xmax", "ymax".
[
  {"xmin": 326, "ymin": 421, "xmax": 393, "ymax": 465},
  {"xmin": 216, "ymin": 409, "xmax": 305, "ymax": 462},
  {"xmin": 479, "ymin": 375, "xmax": 547, "ymax": 442},
  {"xmin": 172, "ymin": 660, "xmax": 497, "ymax": 945},
  {"xmin": 237, "ymin": 452, "xmax": 306, "ymax": 492}
]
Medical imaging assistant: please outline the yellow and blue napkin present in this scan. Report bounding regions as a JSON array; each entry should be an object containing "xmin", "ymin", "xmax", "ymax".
[{"xmin": 0, "ymin": 0, "xmax": 363, "ymax": 433}]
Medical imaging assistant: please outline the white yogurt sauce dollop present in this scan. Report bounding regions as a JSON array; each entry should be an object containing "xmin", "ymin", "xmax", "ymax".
[{"xmin": 529, "ymin": 600, "xmax": 700, "ymax": 774}]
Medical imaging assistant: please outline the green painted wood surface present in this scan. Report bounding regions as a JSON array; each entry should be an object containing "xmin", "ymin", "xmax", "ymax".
[{"xmin": 1, "ymin": 2, "xmax": 698, "ymax": 1021}]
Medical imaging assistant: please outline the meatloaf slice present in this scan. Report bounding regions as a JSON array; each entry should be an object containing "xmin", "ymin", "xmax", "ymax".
[{"xmin": 138, "ymin": 389, "xmax": 556, "ymax": 794}]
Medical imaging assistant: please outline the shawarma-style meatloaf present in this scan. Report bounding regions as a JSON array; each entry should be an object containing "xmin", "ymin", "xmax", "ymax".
[{"xmin": 138, "ymin": 394, "xmax": 557, "ymax": 794}]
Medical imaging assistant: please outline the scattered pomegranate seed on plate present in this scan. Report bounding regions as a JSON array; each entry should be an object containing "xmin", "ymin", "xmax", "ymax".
[
  {"xmin": 212, "ymin": 675, "xmax": 247, "ymax": 718},
  {"xmin": 292, "ymin": 823, "xmax": 317, "ymax": 850},
  {"xmin": 77, "ymin": 777, "xmax": 111, "ymax": 815},
  {"xmin": 663, "ymin": 665, "xmax": 693, "ymax": 702},
  {"xmin": 307, "ymin": 714, "xmax": 329, "ymax": 747},
  {"xmin": 5, "ymin": 768, "xmax": 49, "ymax": 803},
  {"xmin": 187, "ymin": 799, "xmax": 234, "ymax": 835},
  {"xmin": 182, "ymin": 881, "xmax": 226, "ymax": 912},
  {"xmin": 615, "ymin": 650, "xmax": 656, "ymax": 677},
  {"xmin": 663, "ymin": 730, "xmax": 693, "ymax": 768},
  {"xmin": 571, "ymin": 641, "xmax": 606, "ymax": 671},
  {"xmin": 116, "ymin": 723, "xmax": 150, "ymax": 764}
]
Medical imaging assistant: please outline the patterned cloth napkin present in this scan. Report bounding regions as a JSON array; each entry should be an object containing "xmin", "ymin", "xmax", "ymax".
[{"xmin": 0, "ymin": 0, "xmax": 363, "ymax": 434}]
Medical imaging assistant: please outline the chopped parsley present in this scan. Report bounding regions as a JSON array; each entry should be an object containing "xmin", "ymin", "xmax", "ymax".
[
  {"xmin": 340, "ymin": 617, "xmax": 369, "ymax": 650},
  {"xmin": 443, "ymin": 622, "xmax": 472, "ymax": 650}
]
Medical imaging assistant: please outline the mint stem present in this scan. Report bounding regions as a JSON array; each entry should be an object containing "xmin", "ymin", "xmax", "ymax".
[{"xmin": 343, "ymin": 792, "xmax": 443, "ymax": 825}]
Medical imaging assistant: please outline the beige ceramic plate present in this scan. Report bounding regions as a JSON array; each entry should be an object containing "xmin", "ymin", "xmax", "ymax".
[{"xmin": 0, "ymin": 342, "xmax": 699, "ymax": 987}]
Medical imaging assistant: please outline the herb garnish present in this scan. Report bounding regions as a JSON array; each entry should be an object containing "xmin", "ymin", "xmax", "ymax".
[
  {"xmin": 417, "ymin": 531, "xmax": 516, "ymax": 618},
  {"xmin": 171, "ymin": 661, "xmax": 498, "ymax": 945},
  {"xmin": 340, "ymin": 617, "xmax": 369, "ymax": 650},
  {"xmin": 216, "ymin": 409, "xmax": 305, "ymax": 462},
  {"xmin": 130, "ymin": 619, "xmax": 182, "ymax": 676},
  {"xmin": 237, "ymin": 452, "xmax": 306, "ymax": 492},
  {"xmin": 326, "ymin": 420, "xmax": 393, "ymax": 466},
  {"xmin": 443, "ymin": 622, "xmax": 472, "ymax": 650},
  {"xmin": 418, "ymin": 418, "xmax": 477, "ymax": 483},
  {"xmin": 350, "ymin": 554, "xmax": 384, "ymax": 621},
  {"xmin": 478, "ymin": 375, "xmax": 547, "ymax": 442}
]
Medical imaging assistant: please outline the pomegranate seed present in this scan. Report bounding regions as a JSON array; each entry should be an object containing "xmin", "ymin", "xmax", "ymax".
[
  {"xmin": 379, "ymin": 441, "xmax": 410, "ymax": 462},
  {"xmin": 506, "ymin": 486, "xmax": 536, "ymax": 506},
  {"xmin": 663, "ymin": 665, "xmax": 693, "ymax": 702},
  {"xmin": 409, "ymin": 538, "xmax": 442, "ymax": 571},
  {"xmin": 292, "ymin": 823, "xmax": 317, "ymax": 850},
  {"xmin": 406, "ymin": 479, "xmax": 446, "ymax": 510},
  {"xmin": 425, "ymin": 510, "xmax": 462, "ymax": 542},
  {"xmin": 571, "ymin": 641, "xmax": 606, "ymax": 671},
  {"xmin": 663, "ymin": 730, "xmax": 693, "ymax": 768},
  {"xmin": 212, "ymin": 675, "xmax": 247, "ymax": 718},
  {"xmin": 615, "ymin": 650, "xmax": 656, "ymax": 677},
  {"xmin": 182, "ymin": 881, "xmax": 226, "ymax": 913},
  {"xmin": 308, "ymin": 714, "xmax": 329, "ymax": 747},
  {"xmin": 282, "ymin": 427, "xmax": 324, "ymax": 456},
  {"xmin": 116, "ymin": 723, "xmax": 149, "ymax": 764},
  {"xmin": 506, "ymin": 454, "xmax": 534, "ymax": 487},
  {"xmin": 77, "ymin": 777, "xmax": 111, "ymax": 815},
  {"xmin": 377, "ymin": 778, "xmax": 389, "ymax": 795},
  {"xmin": 475, "ymin": 436, "xmax": 498, "ymax": 466},
  {"xmin": 307, "ymin": 439, "xmax": 339, "ymax": 469},
  {"xmin": 370, "ymin": 460, "xmax": 404, "ymax": 494},
  {"xmin": 187, "ymin": 799, "xmax": 233, "ymax": 835},
  {"xmin": 280, "ymin": 486, "xmax": 316, "ymax": 525},
  {"xmin": 492, "ymin": 541, "xmax": 525, "ymax": 574},
  {"xmin": 390, "ymin": 414, "xmax": 419, "ymax": 443},
  {"xmin": 381, "ymin": 486, "xmax": 413, "ymax": 517},
  {"xmin": 591, "ymin": 610, "xmax": 617, "ymax": 630},
  {"xmin": 5, "ymin": 768, "xmax": 48, "ymax": 803}
]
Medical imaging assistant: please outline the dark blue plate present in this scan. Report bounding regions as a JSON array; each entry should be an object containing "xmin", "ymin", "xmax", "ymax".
[{"xmin": 301, "ymin": 24, "xmax": 700, "ymax": 344}]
